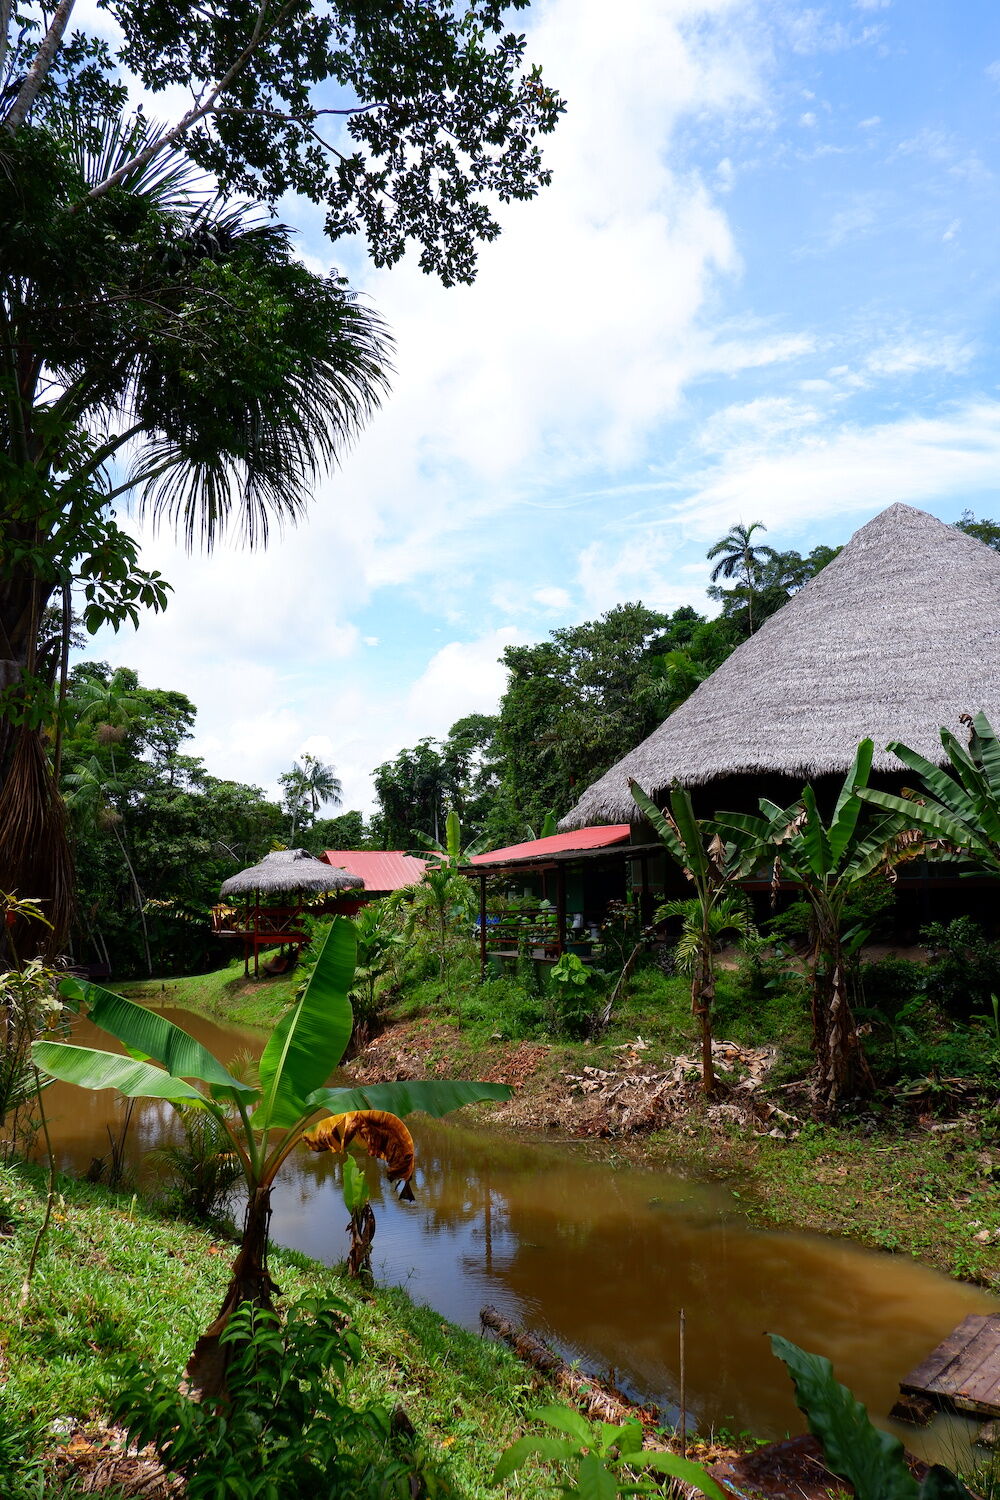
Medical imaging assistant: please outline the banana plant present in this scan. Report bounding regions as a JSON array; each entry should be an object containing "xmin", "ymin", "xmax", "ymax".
[
  {"xmin": 631, "ymin": 780, "xmax": 760, "ymax": 1095},
  {"xmin": 857, "ymin": 711, "xmax": 1000, "ymax": 876},
  {"xmin": 31, "ymin": 917, "xmax": 511, "ymax": 1397},
  {"xmin": 714, "ymin": 742, "xmax": 921, "ymax": 1111}
]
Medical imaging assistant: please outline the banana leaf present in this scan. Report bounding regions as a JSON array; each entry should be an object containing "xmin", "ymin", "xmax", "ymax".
[
  {"xmin": 257, "ymin": 916, "xmax": 357, "ymax": 1129},
  {"xmin": 827, "ymin": 741, "xmax": 873, "ymax": 866},
  {"xmin": 303, "ymin": 1079, "xmax": 512, "ymax": 1120},
  {"xmin": 59, "ymin": 977, "xmax": 254, "ymax": 1102},
  {"xmin": 31, "ymin": 1041, "xmax": 207, "ymax": 1104}
]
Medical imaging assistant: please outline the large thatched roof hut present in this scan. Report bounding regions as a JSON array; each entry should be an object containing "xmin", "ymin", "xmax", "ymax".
[
  {"xmin": 220, "ymin": 848, "xmax": 362, "ymax": 899},
  {"xmin": 561, "ymin": 503, "xmax": 1000, "ymax": 828}
]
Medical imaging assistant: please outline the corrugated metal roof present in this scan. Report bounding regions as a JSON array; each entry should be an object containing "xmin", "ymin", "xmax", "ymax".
[
  {"xmin": 321, "ymin": 850, "xmax": 428, "ymax": 892},
  {"xmin": 470, "ymin": 825, "xmax": 632, "ymax": 867}
]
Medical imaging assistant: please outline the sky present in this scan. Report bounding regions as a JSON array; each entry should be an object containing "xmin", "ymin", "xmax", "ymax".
[{"xmin": 86, "ymin": 0, "xmax": 1000, "ymax": 816}]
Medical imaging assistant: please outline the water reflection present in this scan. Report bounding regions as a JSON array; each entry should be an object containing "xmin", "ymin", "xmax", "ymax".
[{"xmin": 38, "ymin": 1007, "xmax": 999, "ymax": 1461}]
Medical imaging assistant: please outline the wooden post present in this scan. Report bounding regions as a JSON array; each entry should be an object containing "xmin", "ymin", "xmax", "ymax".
[
  {"xmin": 478, "ymin": 872, "xmax": 488, "ymax": 981},
  {"xmin": 555, "ymin": 864, "xmax": 567, "ymax": 958}
]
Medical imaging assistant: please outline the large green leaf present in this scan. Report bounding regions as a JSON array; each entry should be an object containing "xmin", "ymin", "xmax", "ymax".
[
  {"xmin": 627, "ymin": 1450, "xmax": 727, "ymax": 1500},
  {"xmin": 304, "ymin": 1079, "xmax": 512, "ymax": 1120},
  {"xmin": 492, "ymin": 1436, "xmax": 579, "ymax": 1483},
  {"xmin": 886, "ymin": 741, "xmax": 979, "ymax": 823},
  {"xmin": 257, "ymin": 917, "xmax": 357, "ymax": 1130},
  {"xmin": 59, "ymin": 978, "xmax": 255, "ymax": 1102},
  {"xmin": 971, "ymin": 713, "xmax": 1000, "ymax": 804},
  {"xmin": 858, "ymin": 788, "xmax": 995, "ymax": 865},
  {"xmin": 31, "ymin": 1041, "xmax": 206, "ymax": 1104},
  {"xmin": 770, "ymin": 1334, "xmax": 918, "ymax": 1500},
  {"xmin": 629, "ymin": 780, "xmax": 685, "ymax": 867},
  {"xmin": 668, "ymin": 785, "xmax": 710, "ymax": 885},
  {"xmin": 797, "ymin": 785, "xmax": 831, "ymax": 882},
  {"xmin": 827, "ymin": 741, "xmax": 872, "ymax": 867}
]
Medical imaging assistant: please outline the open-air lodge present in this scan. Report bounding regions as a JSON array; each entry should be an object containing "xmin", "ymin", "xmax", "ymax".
[{"xmin": 468, "ymin": 503, "xmax": 1000, "ymax": 972}]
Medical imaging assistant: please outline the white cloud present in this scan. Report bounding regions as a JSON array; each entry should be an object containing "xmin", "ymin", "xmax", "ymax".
[
  {"xmin": 674, "ymin": 399, "xmax": 1000, "ymax": 538},
  {"xmin": 864, "ymin": 335, "xmax": 974, "ymax": 377},
  {"xmin": 858, "ymin": 115, "xmax": 881, "ymax": 128},
  {"xmin": 799, "ymin": 111, "xmax": 817, "ymax": 127},
  {"xmin": 534, "ymin": 586, "xmax": 574, "ymax": 612}
]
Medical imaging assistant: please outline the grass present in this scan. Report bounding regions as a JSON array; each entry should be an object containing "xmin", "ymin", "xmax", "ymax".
[
  {"xmin": 0, "ymin": 1161, "xmax": 560, "ymax": 1497},
  {"xmin": 119, "ymin": 955, "xmax": 304, "ymax": 1031}
]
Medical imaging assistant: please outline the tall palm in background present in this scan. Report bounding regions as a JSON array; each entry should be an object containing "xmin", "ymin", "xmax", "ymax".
[
  {"xmin": 279, "ymin": 755, "xmax": 343, "ymax": 840},
  {"xmin": 707, "ymin": 522, "xmax": 778, "ymax": 637}
]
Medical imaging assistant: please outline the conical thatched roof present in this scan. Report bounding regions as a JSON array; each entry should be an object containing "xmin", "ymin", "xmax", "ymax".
[
  {"xmin": 220, "ymin": 849, "xmax": 363, "ymax": 898},
  {"xmin": 561, "ymin": 503, "xmax": 1000, "ymax": 827}
]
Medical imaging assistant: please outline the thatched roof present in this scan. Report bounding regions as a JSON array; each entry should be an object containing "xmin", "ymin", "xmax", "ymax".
[
  {"xmin": 561, "ymin": 503, "xmax": 1000, "ymax": 827},
  {"xmin": 220, "ymin": 849, "xmax": 363, "ymax": 898}
]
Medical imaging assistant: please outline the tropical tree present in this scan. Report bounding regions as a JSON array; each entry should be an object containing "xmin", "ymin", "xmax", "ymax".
[
  {"xmin": 707, "ymin": 522, "xmax": 778, "ymax": 637},
  {"xmin": 630, "ymin": 780, "xmax": 760, "ymax": 1094},
  {"xmin": 279, "ymin": 754, "xmax": 343, "ymax": 840},
  {"xmin": 32, "ymin": 918, "xmax": 510, "ymax": 1396},
  {"xmin": 856, "ymin": 712, "xmax": 1000, "ymax": 879},
  {"xmin": 62, "ymin": 756, "xmax": 153, "ymax": 974},
  {"xmin": 715, "ymin": 743, "xmax": 922, "ymax": 1112}
]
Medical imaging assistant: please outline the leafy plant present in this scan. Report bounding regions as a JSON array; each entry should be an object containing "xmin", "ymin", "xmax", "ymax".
[
  {"xmin": 921, "ymin": 917, "xmax": 1000, "ymax": 1017},
  {"xmin": 770, "ymin": 1334, "xmax": 971, "ymax": 1500},
  {"xmin": 32, "ymin": 918, "xmax": 510, "ymax": 1398},
  {"xmin": 148, "ymin": 1103, "xmax": 244, "ymax": 1222},
  {"xmin": 716, "ymin": 742, "xmax": 922, "ymax": 1111},
  {"xmin": 547, "ymin": 952, "xmax": 604, "ymax": 1039},
  {"xmin": 632, "ymin": 780, "xmax": 760, "ymax": 1094},
  {"xmin": 659, "ymin": 896, "xmax": 755, "ymax": 978},
  {"xmin": 114, "ymin": 1294, "xmax": 450, "ymax": 1500},
  {"xmin": 858, "ymin": 711, "xmax": 1000, "ymax": 878},
  {"xmin": 494, "ymin": 1404, "xmax": 726, "ymax": 1499}
]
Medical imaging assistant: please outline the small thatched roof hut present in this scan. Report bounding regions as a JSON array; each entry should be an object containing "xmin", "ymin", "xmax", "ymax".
[
  {"xmin": 220, "ymin": 849, "xmax": 362, "ymax": 899},
  {"xmin": 561, "ymin": 503, "xmax": 1000, "ymax": 827}
]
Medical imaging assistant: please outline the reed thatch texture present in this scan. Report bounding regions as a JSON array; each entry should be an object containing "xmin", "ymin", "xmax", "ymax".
[
  {"xmin": 220, "ymin": 849, "xmax": 362, "ymax": 898},
  {"xmin": 561, "ymin": 503, "xmax": 1000, "ymax": 828}
]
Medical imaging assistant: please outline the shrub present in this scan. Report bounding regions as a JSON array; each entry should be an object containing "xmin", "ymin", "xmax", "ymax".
[
  {"xmin": 546, "ymin": 953, "xmax": 606, "ymax": 1040},
  {"xmin": 113, "ymin": 1296, "xmax": 448, "ymax": 1499},
  {"xmin": 922, "ymin": 917, "xmax": 1000, "ymax": 1016}
]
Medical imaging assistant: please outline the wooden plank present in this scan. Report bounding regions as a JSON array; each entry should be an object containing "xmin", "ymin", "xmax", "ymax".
[
  {"xmin": 900, "ymin": 1315, "xmax": 1000, "ymax": 1420},
  {"xmin": 900, "ymin": 1315, "xmax": 986, "ymax": 1393}
]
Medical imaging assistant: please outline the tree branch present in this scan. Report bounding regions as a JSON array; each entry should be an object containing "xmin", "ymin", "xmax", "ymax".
[
  {"xmin": 82, "ymin": 0, "xmax": 296, "ymax": 204},
  {"xmin": 3, "ymin": 0, "xmax": 77, "ymax": 133}
]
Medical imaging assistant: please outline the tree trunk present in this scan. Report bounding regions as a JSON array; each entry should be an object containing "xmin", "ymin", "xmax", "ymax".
[
  {"xmin": 184, "ymin": 1184, "xmax": 280, "ymax": 1402},
  {"xmin": 692, "ymin": 941, "xmax": 716, "ymax": 1095},
  {"xmin": 810, "ymin": 924, "xmax": 873, "ymax": 1114}
]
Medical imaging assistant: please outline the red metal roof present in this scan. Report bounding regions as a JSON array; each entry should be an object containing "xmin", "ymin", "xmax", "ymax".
[
  {"xmin": 321, "ymin": 850, "xmax": 427, "ymax": 892},
  {"xmin": 469, "ymin": 825, "xmax": 632, "ymax": 867}
]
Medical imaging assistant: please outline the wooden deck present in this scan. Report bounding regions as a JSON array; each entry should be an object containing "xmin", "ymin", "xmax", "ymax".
[{"xmin": 898, "ymin": 1314, "xmax": 1000, "ymax": 1420}]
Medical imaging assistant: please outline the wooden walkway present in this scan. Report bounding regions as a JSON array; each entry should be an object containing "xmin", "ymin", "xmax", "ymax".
[{"xmin": 897, "ymin": 1314, "xmax": 1000, "ymax": 1421}]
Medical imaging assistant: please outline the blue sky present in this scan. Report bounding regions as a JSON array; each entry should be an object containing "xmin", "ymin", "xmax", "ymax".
[{"xmin": 89, "ymin": 0, "xmax": 1000, "ymax": 814}]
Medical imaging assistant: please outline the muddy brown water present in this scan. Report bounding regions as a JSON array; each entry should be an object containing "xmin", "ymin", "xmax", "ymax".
[{"xmin": 37, "ymin": 1006, "xmax": 999, "ymax": 1464}]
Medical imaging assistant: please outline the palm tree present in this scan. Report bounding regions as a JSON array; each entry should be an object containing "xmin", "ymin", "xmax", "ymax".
[
  {"xmin": 707, "ymin": 522, "xmax": 778, "ymax": 637},
  {"xmin": 1, "ymin": 107, "xmax": 391, "ymax": 949},
  {"xmin": 279, "ymin": 755, "xmax": 343, "ymax": 840}
]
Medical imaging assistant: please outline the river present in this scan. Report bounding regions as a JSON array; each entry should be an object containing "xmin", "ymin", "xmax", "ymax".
[{"xmin": 37, "ymin": 1004, "xmax": 998, "ymax": 1464}]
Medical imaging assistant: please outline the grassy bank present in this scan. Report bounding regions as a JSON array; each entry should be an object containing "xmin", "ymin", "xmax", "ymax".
[{"xmin": 0, "ymin": 1162, "xmax": 557, "ymax": 1497}]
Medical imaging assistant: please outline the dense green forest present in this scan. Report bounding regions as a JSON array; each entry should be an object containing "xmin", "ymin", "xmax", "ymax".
[{"xmin": 64, "ymin": 512, "xmax": 999, "ymax": 975}]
